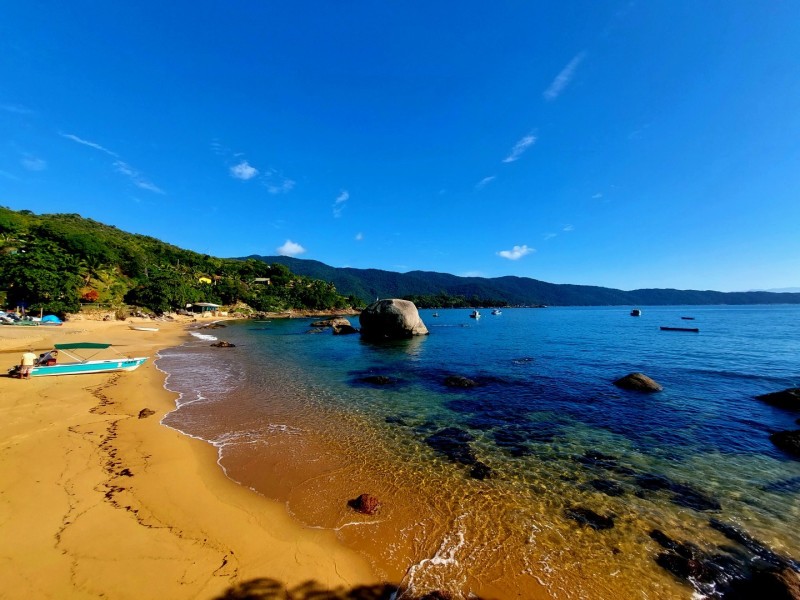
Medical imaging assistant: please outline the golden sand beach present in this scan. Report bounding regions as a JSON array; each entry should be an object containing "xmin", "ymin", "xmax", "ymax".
[{"xmin": 0, "ymin": 317, "xmax": 378, "ymax": 599}]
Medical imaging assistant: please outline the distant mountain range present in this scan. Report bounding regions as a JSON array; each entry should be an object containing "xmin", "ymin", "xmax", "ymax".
[{"xmin": 245, "ymin": 256, "xmax": 800, "ymax": 306}]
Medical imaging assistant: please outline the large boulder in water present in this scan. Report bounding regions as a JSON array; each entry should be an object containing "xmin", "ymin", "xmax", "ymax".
[
  {"xmin": 756, "ymin": 388, "xmax": 800, "ymax": 410},
  {"xmin": 613, "ymin": 372, "xmax": 663, "ymax": 392},
  {"xmin": 769, "ymin": 430, "xmax": 800, "ymax": 458},
  {"xmin": 359, "ymin": 299, "xmax": 428, "ymax": 341}
]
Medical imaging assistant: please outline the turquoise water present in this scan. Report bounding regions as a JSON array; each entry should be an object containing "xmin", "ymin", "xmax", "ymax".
[{"xmin": 159, "ymin": 306, "xmax": 800, "ymax": 599}]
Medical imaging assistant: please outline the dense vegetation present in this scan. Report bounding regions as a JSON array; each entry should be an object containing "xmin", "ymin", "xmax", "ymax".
[
  {"xmin": 254, "ymin": 255, "xmax": 800, "ymax": 307},
  {"xmin": 402, "ymin": 293, "xmax": 509, "ymax": 309},
  {"xmin": 0, "ymin": 208, "xmax": 357, "ymax": 316}
]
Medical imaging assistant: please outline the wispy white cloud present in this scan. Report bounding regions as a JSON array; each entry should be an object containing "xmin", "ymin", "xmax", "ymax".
[
  {"xmin": 21, "ymin": 155, "xmax": 46, "ymax": 171},
  {"xmin": 543, "ymin": 52, "xmax": 586, "ymax": 101},
  {"xmin": 562, "ymin": 224, "xmax": 574, "ymax": 232},
  {"xmin": 230, "ymin": 160, "xmax": 259, "ymax": 180},
  {"xmin": 497, "ymin": 244, "xmax": 535, "ymax": 260},
  {"xmin": 592, "ymin": 192, "xmax": 603, "ymax": 199},
  {"xmin": 276, "ymin": 240, "xmax": 306, "ymax": 256},
  {"xmin": 61, "ymin": 133, "xmax": 119, "ymax": 157},
  {"xmin": 502, "ymin": 134, "xmax": 537, "ymax": 163},
  {"xmin": 62, "ymin": 133, "xmax": 163, "ymax": 193},
  {"xmin": 333, "ymin": 189, "xmax": 350, "ymax": 218},
  {"xmin": 476, "ymin": 175, "xmax": 496, "ymax": 190},
  {"xmin": 1, "ymin": 103, "xmax": 34, "ymax": 115},
  {"xmin": 113, "ymin": 161, "xmax": 165, "ymax": 194},
  {"xmin": 543, "ymin": 232, "xmax": 557, "ymax": 240},
  {"xmin": 355, "ymin": 232, "xmax": 364, "ymax": 241},
  {"xmin": 0, "ymin": 170, "xmax": 20, "ymax": 181},
  {"xmin": 265, "ymin": 177, "xmax": 295, "ymax": 195}
]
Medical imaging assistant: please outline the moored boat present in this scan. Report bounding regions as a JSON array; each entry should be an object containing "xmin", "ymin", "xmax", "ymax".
[
  {"xmin": 630, "ymin": 308, "xmax": 642, "ymax": 316},
  {"xmin": 491, "ymin": 309, "xmax": 502, "ymax": 315},
  {"xmin": 470, "ymin": 309, "xmax": 481, "ymax": 319},
  {"xmin": 660, "ymin": 326, "xmax": 699, "ymax": 332},
  {"xmin": 7, "ymin": 342, "xmax": 148, "ymax": 377}
]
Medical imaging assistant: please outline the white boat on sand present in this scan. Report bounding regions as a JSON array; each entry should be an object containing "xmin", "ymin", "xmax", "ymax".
[{"xmin": 8, "ymin": 343, "xmax": 148, "ymax": 378}]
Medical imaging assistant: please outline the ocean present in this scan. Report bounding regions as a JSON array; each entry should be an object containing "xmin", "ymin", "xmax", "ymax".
[{"xmin": 157, "ymin": 305, "xmax": 800, "ymax": 599}]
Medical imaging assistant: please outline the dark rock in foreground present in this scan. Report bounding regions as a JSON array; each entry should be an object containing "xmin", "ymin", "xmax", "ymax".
[
  {"xmin": 564, "ymin": 506, "xmax": 614, "ymax": 530},
  {"xmin": 348, "ymin": 493, "xmax": 380, "ymax": 515},
  {"xmin": 359, "ymin": 299, "xmax": 429, "ymax": 341},
  {"xmin": 444, "ymin": 375, "xmax": 479, "ymax": 388},
  {"xmin": 650, "ymin": 527, "xmax": 800, "ymax": 599},
  {"xmin": 770, "ymin": 430, "xmax": 800, "ymax": 458},
  {"xmin": 138, "ymin": 408, "xmax": 156, "ymax": 419},
  {"xmin": 211, "ymin": 341, "xmax": 236, "ymax": 348},
  {"xmin": 756, "ymin": 388, "xmax": 800, "ymax": 410},
  {"xmin": 613, "ymin": 372, "xmax": 663, "ymax": 392}
]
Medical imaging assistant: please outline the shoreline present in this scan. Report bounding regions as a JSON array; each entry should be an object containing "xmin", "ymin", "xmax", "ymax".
[{"xmin": 0, "ymin": 317, "xmax": 378, "ymax": 599}]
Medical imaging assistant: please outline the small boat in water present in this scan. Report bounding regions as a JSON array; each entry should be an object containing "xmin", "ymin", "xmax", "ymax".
[
  {"xmin": 470, "ymin": 310, "xmax": 481, "ymax": 319},
  {"xmin": 681, "ymin": 316, "xmax": 695, "ymax": 320},
  {"xmin": 432, "ymin": 313, "xmax": 439, "ymax": 318},
  {"xmin": 660, "ymin": 326, "xmax": 699, "ymax": 333},
  {"xmin": 7, "ymin": 342, "xmax": 148, "ymax": 377},
  {"xmin": 630, "ymin": 309, "xmax": 642, "ymax": 317},
  {"xmin": 491, "ymin": 309, "xmax": 502, "ymax": 315}
]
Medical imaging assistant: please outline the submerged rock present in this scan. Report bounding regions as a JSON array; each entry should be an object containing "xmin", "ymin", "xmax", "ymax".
[
  {"xmin": 564, "ymin": 506, "xmax": 615, "ymax": 530},
  {"xmin": 425, "ymin": 427, "xmax": 477, "ymax": 466},
  {"xmin": 348, "ymin": 493, "xmax": 380, "ymax": 515},
  {"xmin": 635, "ymin": 473, "xmax": 721, "ymax": 511},
  {"xmin": 444, "ymin": 375, "xmax": 479, "ymax": 388},
  {"xmin": 210, "ymin": 340, "xmax": 236, "ymax": 348},
  {"xmin": 613, "ymin": 372, "xmax": 663, "ymax": 392},
  {"xmin": 709, "ymin": 518, "xmax": 800, "ymax": 571},
  {"xmin": 756, "ymin": 388, "xmax": 800, "ymax": 410},
  {"xmin": 469, "ymin": 461, "xmax": 493, "ymax": 480},
  {"xmin": 359, "ymin": 375, "xmax": 395, "ymax": 385},
  {"xmin": 359, "ymin": 299, "xmax": 429, "ymax": 341},
  {"xmin": 770, "ymin": 430, "xmax": 800, "ymax": 458},
  {"xmin": 590, "ymin": 479, "xmax": 626, "ymax": 497}
]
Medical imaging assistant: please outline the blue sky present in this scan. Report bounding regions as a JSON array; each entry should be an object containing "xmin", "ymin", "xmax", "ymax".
[{"xmin": 2, "ymin": 2, "xmax": 799, "ymax": 292}]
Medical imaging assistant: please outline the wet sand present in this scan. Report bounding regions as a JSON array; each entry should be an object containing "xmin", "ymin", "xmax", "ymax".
[{"xmin": 0, "ymin": 316, "xmax": 376, "ymax": 599}]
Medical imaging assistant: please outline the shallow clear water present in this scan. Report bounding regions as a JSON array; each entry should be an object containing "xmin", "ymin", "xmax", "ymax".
[{"xmin": 159, "ymin": 306, "xmax": 800, "ymax": 599}]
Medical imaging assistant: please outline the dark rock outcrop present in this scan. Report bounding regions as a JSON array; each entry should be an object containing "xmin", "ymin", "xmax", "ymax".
[
  {"xmin": 348, "ymin": 493, "xmax": 380, "ymax": 515},
  {"xmin": 359, "ymin": 299, "xmax": 428, "ymax": 341},
  {"xmin": 211, "ymin": 340, "xmax": 236, "ymax": 348},
  {"xmin": 650, "ymin": 527, "xmax": 800, "ymax": 599},
  {"xmin": 564, "ymin": 506, "xmax": 614, "ymax": 530},
  {"xmin": 613, "ymin": 372, "xmax": 663, "ymax": 392},
  {"xmin": 138, "ymin": 408, "xmax": 156, "ymax": 419},
  {"xmin": 444, "ymin": 375, "xmax": 479, "ymax": 388},
  {"xmin": 756, "ymin": 388, "xmax": 800, "ymax": 410},
  {"xmin": 332, "ymin": 319, "xmax": 359, "ymax": 335},
  {"xmin": 770, "ymin": 430, "xmax": 800, "ymax": 458}
]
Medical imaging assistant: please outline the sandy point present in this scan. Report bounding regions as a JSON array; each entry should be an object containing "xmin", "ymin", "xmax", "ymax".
[{"xmin": 0, "ymin": 317, "xmax": 378, "ymax": 599}]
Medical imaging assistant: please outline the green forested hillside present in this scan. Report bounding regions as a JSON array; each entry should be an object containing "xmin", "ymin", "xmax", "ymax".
[
  {"xmin": 253, "ymin": 255, "xmax": 800, "ymax": 307},
  {"xmin": 0, "ymin": 208, "xmax": 356, "ymax": 316}
]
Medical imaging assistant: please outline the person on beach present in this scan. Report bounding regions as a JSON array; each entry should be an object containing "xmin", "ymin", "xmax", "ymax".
[
  {"xmin": 37, "ymin": 349, "xmax": 58, "ymax": 366},
  {"xmin": 19, "ymin": 349, "xmax": 37, "ymax": 379}
]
